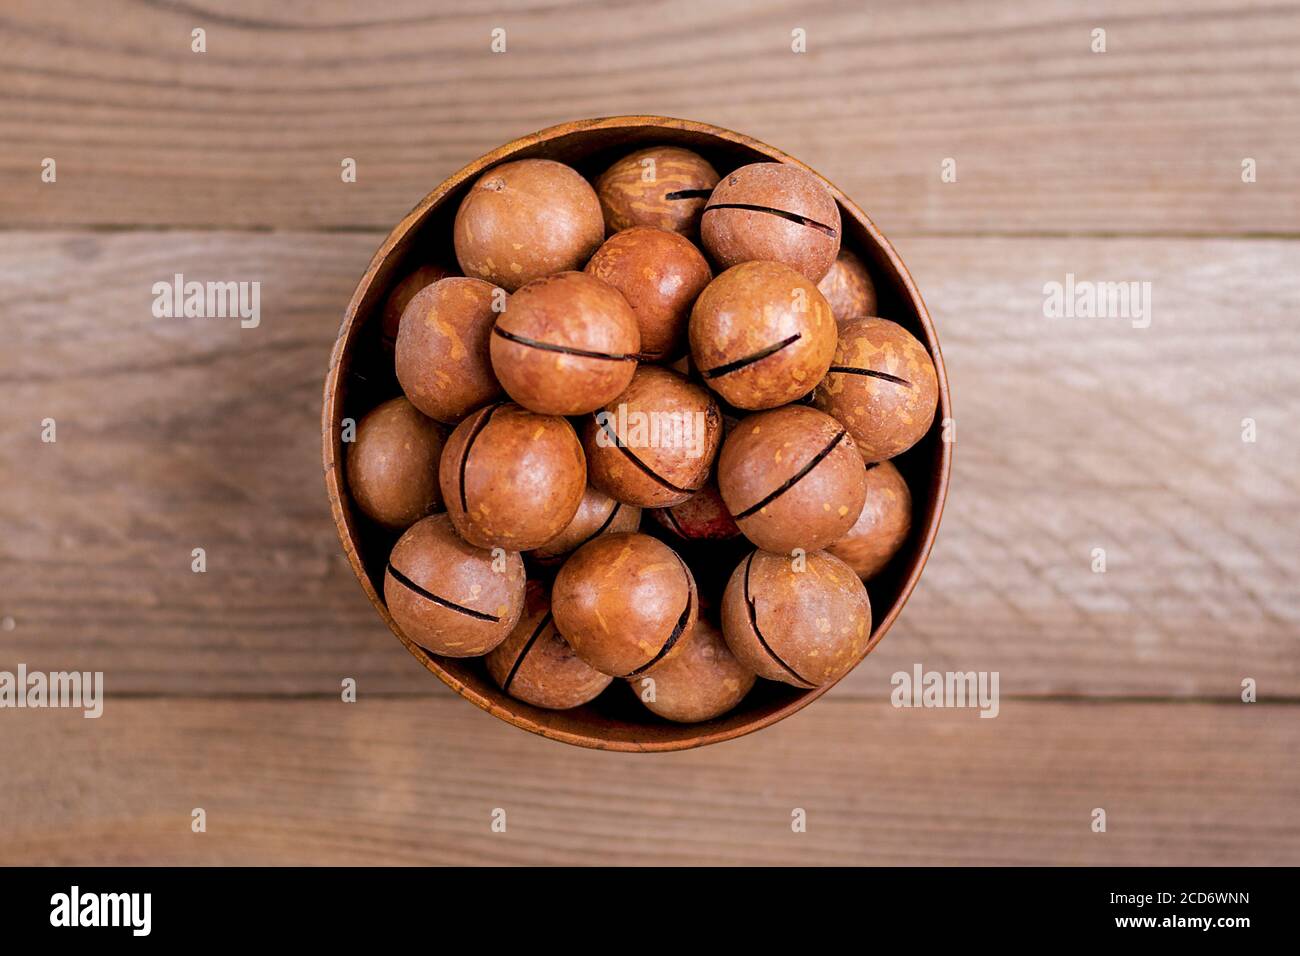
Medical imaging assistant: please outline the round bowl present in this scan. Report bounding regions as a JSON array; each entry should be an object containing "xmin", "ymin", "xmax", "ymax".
[{"xmin": 323, "ymin": 116, "xmax": 952, "ymax": 752}]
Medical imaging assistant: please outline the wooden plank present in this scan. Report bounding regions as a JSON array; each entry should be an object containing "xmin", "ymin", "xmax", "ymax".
[
  {"xmin": 1, "ymin": 0, "xmax": 1297, "ymax": 234},
  {"xmin": 2, "ymin": 231, "xmax": 1296, "ymax": 697},
  {"xmin": 0, "ymin": 698, "xmax": 1294, "ymax": 865}
]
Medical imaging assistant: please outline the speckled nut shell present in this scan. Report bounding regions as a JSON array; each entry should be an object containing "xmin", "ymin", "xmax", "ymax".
[
  {"xmin": 596, "ymin": 146, "xmax": 720, "ymax": 237},
  {"xmin": 453, "ymin": 159, "xmax": 605, "ymax": 292},
  {"xmin": 531, "ymin": 485, "xmax": 642, "ymax": 564},
  {"xmin": 395, "ymin": 277, "xmax": 504, "ymax": 424},
  {"xmin": 584, "ymin": 227, "xmax": 712, "ymax": 362},
  {"xmin": 629, "ymin": 617, "xmax": 755, "ymax": 723},
  {"xmin": 717, "ymin": 405, "xmax": 867, "ymax": 554},
  {"xmin": 346, "ymin": 397, "xmax": 446, "ymax": 530},
  {"xmin": 700, "ymin": 162, "xmax": 841, "ymax": 282},
  {"xmin": 721, "ymin": 549, "xmax": 871, "ymax": 688},
  {"xmin": 826, "ymin": 460, "xmax": 913, "ymax": 580},
  {"xmin": 552, "ymin": 532, "xmax": 697, "ymax": 678},
  {"xmin": 380, "ymin": 264, "xmax": 454, "ymax": 352},
  {"xmin": 690, "ymin": 261, "xmax": 836, "ymax": 410},
  {"xmin": 652, "ymin": 480, "xmax": 740, "ymax": 541},
  {"xmin": 582, "ymin": 366, "xmax": 722, "ymax": 508},
  {"xmin": 490, "ymin": 272, "xmax": 641, "ymax": 416},
  {"xmin": 485, "ymin": 581, "xmax": 613, "ymax": 709},
  {"xmin": 439, "ymin": 403, "xmax": 587, "ymax": 550},
  {"xmin": 817, "ymin": 248, "xmax": 877, "ymax": 327},
  {"xmin": 812, "ymin": 317, "xmax": 939, "ymax": 462},
  {"xmin": 383, "ymin": 513, "xmax": 525, "ymax": 658}
]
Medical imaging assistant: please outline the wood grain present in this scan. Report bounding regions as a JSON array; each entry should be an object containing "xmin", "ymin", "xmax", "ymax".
[
  {"xmin": 1, "ymin": 0, "xmax": 1297, "ymax": 235},
  {"xmin": 0, "ymin": 698, "xmax": 1293, "ymax": 865},
  {"xmin": 1, "ymin": 231, "xmax": 1295, "ymax": 698}
]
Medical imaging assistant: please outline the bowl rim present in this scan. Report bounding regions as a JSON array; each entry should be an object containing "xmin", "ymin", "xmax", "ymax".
[{"xmin": 322, "ymin": 115, "xmax": 953, "ymax": 752}]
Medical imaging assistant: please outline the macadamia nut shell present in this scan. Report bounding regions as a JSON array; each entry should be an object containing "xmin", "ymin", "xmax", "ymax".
[
  {"xmin": 552, "ymin": 532, "xmax": 698, "ymax": 678},
  {"xmin": 384, "ymin": 514, "xmax": 525, "ymax": 658},
  {"xmin": 630, "ymin": 618, "xmax": 755, "ymax": 722},
  {"xmin": 813, "ymin": 317, "xmax": 939, "ymax": 462},
  {"xmin": 454, "ymin": 159, "xmax": 604, "ymax": 292},
  {"xmin": 701, "ymin": 162, "xmax": 841, "ymax": 281},
  {"xmin": 486, "ymin": 582, "xmax": 614, "ymax": 710},
  {"xmin": 596, "ymin": 146, "xmax": 720, "ymax": 237},
  {"xmin": 490, "ymin": 272, "xmax": 641, "ymax": 416},
  {"xmin": 395, "ymin": 277, "xmax": 504, "ymax": 424},
  {"xmin": 583, "ymin": 366, "xmax": 721, "ymax": 507},
  {"xmin": 440, "ymin": 403, "xmax": 587, "ymax": 550},
  {"xmin": 690, "ymin": 261, "xmax": 836, "ymax": 410},
  {"xmin": 826, "ymin": 460, "xmax": 913, "ymax": 580},
  {"xmin": 346, "ymin": 397, "xmax": 446, "ymax": 530},
  {"xmin": 721, "ymin": 549, "xmax": 871, "ymax": 688},
  {"xmin": 717, "ymin": 405, "xmax": 867, "ymax": 554}
]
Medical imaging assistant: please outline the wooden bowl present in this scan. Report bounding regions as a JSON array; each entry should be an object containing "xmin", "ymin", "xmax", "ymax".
[{"xmin": 323, "ymin": 116, "xmax": 952, "ymax": 752}]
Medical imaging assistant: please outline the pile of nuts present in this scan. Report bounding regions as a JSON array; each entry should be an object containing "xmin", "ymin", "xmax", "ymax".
[{"xmin": 346, "ymin": 145, "xmax": 938, "ymax": 724}]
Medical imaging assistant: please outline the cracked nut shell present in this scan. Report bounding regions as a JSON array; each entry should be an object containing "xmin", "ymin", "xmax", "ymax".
[
  {"xmin": 531, "ymin": 485, "xmax": 642, "ymax": 564},
  {"xmin": 395, "ymin": 277, "xmax": 504, "ymax": 424},
  {"xmin": 717, "ymin": 405, "xmax": 867, "ymax": 554},
  {"xmin": 689, "ymin": 260, "xmax": 836, "ymax": 410},
  {"xmin": 812, "ymin": 317, "xmax": 939, "ymax": 462},
  {"xmin": 584, "ymin": 226, "xmax": 712, "ymax": 361},
  {"xmin": 485, "ymin": 581, "xmax": 614, "ymax": 709},
  {"xmin": 453, "ymin": 159, "xmax": 604, "ymax": 292},
  {"xmin": 439, "ymin": 403, "xmax": 587, "ymax": 550},
  {"xmin": 628, "ymin": 617, "xmax": 755, "ymax": 723},
  {"xmin": 383, "ymin": 513, "xmax": 525, "ymax": 657},
  {"xmin": 552, "ymin": 532, "xmax": 697, "ymax": 677},
  {"xmin": 826, "ymin": 460, "xmax": 913, "ymax": 580},
  {"xmin": 721, "ymin": 548, "xmax": 871, "ymax": 688},
  {"xmin": 582, "ymin": 366, "xmax": 722, "ymax": 508},
  {"xmin": 490, "ymin": 272, "xmax": 640, "ymax": 415},
  {"xmin": 596, "ymin": 146, "xmax": 720, "ymax": 237},
  {"xmin": 700, "ymin": 162, "xmax": 841, "ymax": 282},
  {"xmin": 346, "ymin": 396, "xmax": 446, "ymax": 530}
]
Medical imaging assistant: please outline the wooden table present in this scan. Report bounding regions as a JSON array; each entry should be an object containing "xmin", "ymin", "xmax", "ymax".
[{"xmin": 1, "ymin": 0, "xmax": 1297, "ymax": 865}]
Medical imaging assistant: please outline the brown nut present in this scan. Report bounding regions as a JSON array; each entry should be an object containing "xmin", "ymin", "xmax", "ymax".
[
  {"xmin": 395, "ymin": 277, "xmax": 504, "ymax": 424},
  {"xmin": 383, "ymin": 513, "xmax": 525, "ymax": 657},
  {"xmin": 552, "ymin": 532, "xmax": 697, "ymax": 678},
  {"xmin": 531, "ymin": 485, "xmax": 642, "ymax": 564},
  {"xmin": 453, "ymin": 159, "xmax": 604, "ymax": 292},
  {"xmin": 584, "ymin": 227, "xmax": 712, "ymax": 361},
  {"xmin": 690, "ymin": 261, "xmax": 836, "ymax": 410},
  {"xmin": 439, "ymin": 403, "xmax": 587, "ymax": 550},
  {"xmin": 485, "ymin": 581, "xmax": 613, "ymax": 709},
  {"xmin": 652, "ymin": 480, "xmax": 740, "ymax": 541},
  {"xmin": 817, "ymin": 248, "xmax": 877, "ymax": 327},
  {"xmin": 826, "ymin": 460, "xmax": 912, "ymax": 580},
  {"xmin": 345, "ymin": 397, "xmax": 446, "ymax": 530},
  {"xmin": 490, "ymin": 272, "xmax": 640, "ymax": 415},
  {"xmin": 582, "ymin": 366, "xmax": 722, "ymax": 507},
  {"xmin": 380, "ymin": 263, "xmax": 454, "ymax": 352},
  {"xmin": 628, "ymin": 617, "xmax": 755, "ymax": 723},
  {"xmin": 700, "ymin": 162, "xmax": 841, "ymax": 282},
  {"xmin": 812, "ymin": 317, "xmax": 939, "ymax": 462},
  {"xmin": 595, "ymin": 146, "xmax": 720, "ymax": 237},
  {"xmin": 717, "ymin": 405, "xmax": 867, "ymax": 554},
  {"xmin": 721, "ymin": 549, "xmax": 871, "ymax": 688}
]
